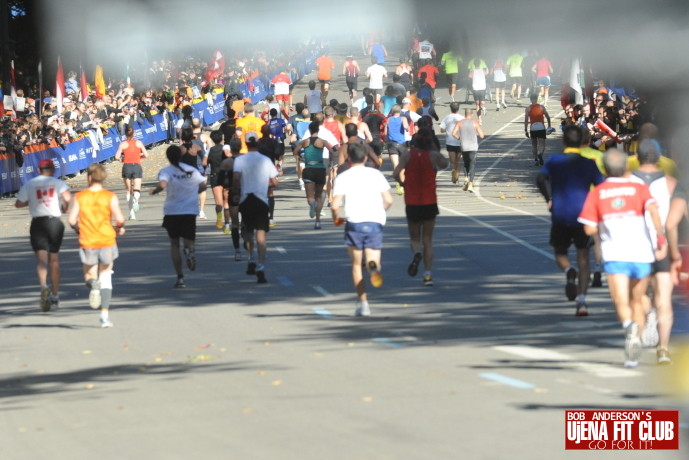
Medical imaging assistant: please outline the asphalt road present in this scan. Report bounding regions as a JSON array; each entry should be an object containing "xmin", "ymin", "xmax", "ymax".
[{"xmin": 1, "ymin": 43, "xmax": 687, "ymax": 460}]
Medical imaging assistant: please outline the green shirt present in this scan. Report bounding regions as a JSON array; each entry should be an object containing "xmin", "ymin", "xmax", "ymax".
[
  {"xmin": 506, "ymin": 54, "xmax": 524, "ymax": 77},
  {"xmin": 441, "ymin": 52, "xmax": 462, "ymax": 74}
]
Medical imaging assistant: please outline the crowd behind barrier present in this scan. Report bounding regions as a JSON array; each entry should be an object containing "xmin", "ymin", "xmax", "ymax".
[{"xmin": 0, "ymin": 42, "xmax": 320, "ymax": 195}]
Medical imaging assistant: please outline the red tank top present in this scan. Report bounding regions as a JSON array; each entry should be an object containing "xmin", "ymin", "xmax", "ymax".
[
  {"xmin": 323, "ymin": 120, "xmax": 342, "ymax": 143},
  {"xmin": 404, "ymin": 149, "xmax": 437, "ymax": 206},
  {"xmin": 122, "ymin": 139, "xmax": 143, "ymax": 164},
  {"xmin": 528, "ymin": 104, "xmax": 545, "ymax": 124},
  {"xmin": 345, "ymin": 61, "xmax": 358, "ymax": 78}
]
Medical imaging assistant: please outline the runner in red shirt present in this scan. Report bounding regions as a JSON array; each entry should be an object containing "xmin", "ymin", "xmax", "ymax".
[
  {"xmin": 532, "ymin": 56, "xmax": 554, "ymax": 104},
  {"xmin": 417, "ymin": 63, "xmax": 440, "ymax": 89},
  {"xmin": 316, "ymin": 52, "xmax": 335, "ymax": 106},
  {"xmin": 393, "ymin": 128, "xmax": 448, "ymax": 287}
]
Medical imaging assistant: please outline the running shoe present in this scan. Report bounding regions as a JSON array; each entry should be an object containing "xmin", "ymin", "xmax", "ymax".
[
  {"xmin": 396, "ymin": 183, "xmax": 404, "ymax": 195},
  {"xmin": 223, "ymin": 225, "xmax": 231, "ymax": 234},
  {"xmin": 39, "ymin": 286, "xmax": 50, "ymax": 312},
  {"xmin": 320, "ymin": 209, "xmax": 326, "ymax": 217},
  {"xmin": 641, "ymin": 308, "xmax": 659, "ymax": 348},
  {"xmin": 502, "ymin": 102, "xmax": 508, "ymax": 109},
  {"xmin": 215, "ymin": 212, "xmax": 223, "ymax": 229},
  {"xmin": 198, "ymin": 211, "xmax": 207, "ymax": 220},
  {"xmin": 451, "ymin": 169, "xmax": 459, "ymax": 184},
  {"xmin": 100, "ymin": 318, "xmax": 114, "ymax": 328},
  {"xmin": 354, "ymin": 302, "xmax": 371, "ymax": 317},
  {"xmin": 314, "ymin": 221, "xmax": 322, "ymax": 230},
  {"xmin": 538, "ymin": 154, "xmax": 544, "ymax": 165},
  {"xmin": 48, "ymin": 294, "xmax": 59, "ymax": 311},
  {"xmin": 408, "ymin": 252, "xmax": 422, "ymax": 277},
  {"xmin": 624, "ymin": 321, "xmax": 641, "ymax": 368},
  {"xmin": 533, "ymin": 159, "xmax": 539, "ymax": 167},
  {"xmin": 269, "ymin": 219, "xmax": 277, "ymax": 227},
  {"xmin": 129, "ymin": 210, "xmax": 136, "ymax": 220},
  {"xmin": 423, "ymin": 275, "xmax": 434, "ymax": 286},
  {"xmin": 466, "ymin": 182, "xmax": 474, "ymax": 193},
  {"xmin": 368, "ymin": 261, "xmax": 383, "ymax": 288},
  {"xmin": 495, "ymin": 106, "xmax": 500, "ymax": 112},
  {"xmin": 591, "ymin": 271, "xmax": 603, "ymax": 287},
  {"xmin": 462, "ymin": 181, "xmax": 469, "ymax": 191},
  {"xmin": 174, "ymin": 277, "xmax": 186, "ymax": 288},
  {"xmin": 234, "ymin": 251, "xmax": 242, "ymax": 262},
  {"xmin": 184, "ymin": 246, "xmax": 196, "ymax": 271},
  {"xmin": 565, "ymin": 267, "xmax": 577, "ymax": 301},
  {"xmin": 299, "ymin": 179, "xmax": 305, "ymax": 191},
  {"xmin": 246, "ymin": 261, "xmax": 256, "ymax": 275},
  {"xmin": 575, "ymin": 300, "xmax": 589, "ymax": 317},
  {"xmin": 657, "ymin": 347, "xmax": 672, "ymax": 365},
  {"xmin": 133, "ymin": 198, "xmax": 140, "ymax": 213},
  {"xmin": 309, "ymin": 201, "xmax": 317, "ymax": 218},
  {"xmin": 89, "ymin": 280, "xmax": 102, "ymax": 310},
  {"xmin": 256, "ymin": 265, "xmax": 267, "ymax": 284}
]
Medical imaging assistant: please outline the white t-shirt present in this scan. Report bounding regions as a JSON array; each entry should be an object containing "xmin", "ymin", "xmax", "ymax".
[
  {"xmin": 233, "ymin": 150, "xmax": 278, "ymax": 205},
  {"xmin": 158, "ymin": 163, "xmax": 206, "ymax": 215},
  {"xmin": 439, "ymin": 113, "xmax": 465, "ymax": 147},
  {"xmin": 366, "ymin": 64, "xmax": 387, "ymax": 90},
  {"xmin": 16, "ymin": 174, "xmax": 69, "ymax": 218},
  {"xmin": 333, "ymin": 165, "xmax": 390, "ymax": 225},
  {"xmin": 472, "ymin": 68, "xmax": 487, "ymax": 91},
  {"xmin": 418, "ymin": 41, "xmax": 434, "ymax": 60}
]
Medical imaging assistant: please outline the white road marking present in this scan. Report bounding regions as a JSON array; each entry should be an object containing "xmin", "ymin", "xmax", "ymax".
[
  {"xmin": 494, "ymin": 345, "xmax": 642, "ymax": 378},
  {"xmin": 275, "ymin": 276, "xmax": 293, "ymax": 287},
  {"xmin": 275, "ymin": 246, "xmax": 287, "ymax": 254},
  {"xmin": 311, "ymin": 285, "xmax": 332, "ymax": 297}
]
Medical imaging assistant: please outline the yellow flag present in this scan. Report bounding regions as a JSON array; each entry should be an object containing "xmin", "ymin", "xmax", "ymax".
[{"xmin": 94, "ymin": 65, "xmax": 106, "ymax": 98}]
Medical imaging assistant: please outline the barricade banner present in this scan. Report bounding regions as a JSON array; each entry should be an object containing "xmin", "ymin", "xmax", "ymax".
[
  {"xmin": 0, "ymin": 153, "xmax": 22, "ymax": 194},
  {"xmin": 201, "ymin": 91, "xmax": 225, "ymax": 125}
]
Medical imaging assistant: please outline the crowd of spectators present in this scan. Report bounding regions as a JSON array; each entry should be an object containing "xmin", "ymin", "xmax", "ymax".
[{"xmin": 0, "ymin": 39, "xmax": 322, "ymax": 175}]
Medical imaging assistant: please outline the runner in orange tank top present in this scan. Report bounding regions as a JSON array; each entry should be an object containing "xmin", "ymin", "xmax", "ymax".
[
  {"xmin": 393, "ymin": 128, "xmax": 448, "ymax": 287},
  {"xmin": 114, "ymin": 125, "xmax": 148, "ymax": 219},
  {"xmin": 524, "ymin": 92, "xmax": 552, "ymax": 166},
  {"xmin": 68, "ymin": 163, "xmax": 126, "ymax": 328}
]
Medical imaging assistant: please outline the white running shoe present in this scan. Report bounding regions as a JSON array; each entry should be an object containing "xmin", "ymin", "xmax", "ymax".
[
  {"xmin": 132, "ymin": 198, "xmax": 140, "ymax": 212},
  {"xmin": 100, "ymin": 318, "xmax": 114, "ymax": 328},
  {"xmin": 354, "ymin": 302, "xmax": 371, "ymax": 317},
  {"xmin": 198, "ymin": 211, "xmax": 207, "ymax": 220},
  {"xmin": 299, "ymin": 179, "xmax": 305, "ymax": 191},
  {"xmin": 624, "ymin": 322, "xmax": 641, "ymax": 367},
  {"xmin": 89, "ymin": 280, "xmax": 101, "ymax": 309}
]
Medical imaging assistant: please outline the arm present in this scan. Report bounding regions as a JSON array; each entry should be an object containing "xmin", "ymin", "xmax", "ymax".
[
  {"xmin": 138, "ymin": 140, "xmax": 148, "ymax": 158},
  {"xmin": 331, "ymin": 194, "xmax": 344, "ymax": 220},
  {"xmin": 14, "ymin": 197, "xmax": 28, "ymax": 208},
  {"xmin": 475, "ymin": 120, "xmax": 485, "ymax": 138},
  {"xmin": 381, "ymin": 189, "xmax": 393, "ymax": 210},
  {"xmin": 452, "ymin": 120, "xmax": 462, "ymax": 140},
  {"xmin": 67, "ymin": 194, "xmax": 80, "ymax": 228},
  {"xmin": 666, "ymin": 196, "xmax": 686, "ymax": 284},
  {"xmin": 150, "ymin": 179, "xmax": 168, "ymax": 195},
  {"xmin": 646, "ymin": 202, "xmax": 667, "ymax": 260},
  {"xmin": 432, "ymin": 150, "xmax": 449, "ymax": 170},
  {"xmin": 524, "ymin": 107, "xmax": 530, "ymax": 137},
  {"xmin": 535, "ymin": 172, "xmax": 552, "ymax": 208},
  {"xmin": 231, "ymin": 172, "xmax": 241, "ymax": 205},
  {"xmin": 393, "ymin": 150, "xmax": 409, "ymax": 184},
  {"xmin": 361, "ymin": 124, "xmax": 373, "ymax": 143},
  {"xmin": 114, "ymin": 142, "xmax": 125, "ymax": 161},
  {"xmin": 60, "ymin": 189, "xmax": 72, "ymax": 213},
  {"xmin": 110, "ymin": 195, "xmax": 126, "ymax": 235},
  {"xmin": 583, "ymin": 224, "xmax": 597, "ymax": 236},
  {"xmin": 543, "ymin": 107, "xmax": 551, "ymax": 129}
]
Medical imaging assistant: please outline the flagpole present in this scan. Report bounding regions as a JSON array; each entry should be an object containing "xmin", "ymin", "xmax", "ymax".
[{"xmin": 38, "ymin": 60, "xmax": 42, "ymax": 117}]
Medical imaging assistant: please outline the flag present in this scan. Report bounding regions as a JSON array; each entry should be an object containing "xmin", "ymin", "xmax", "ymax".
[
  {"xmin": 38, "ymin": 60, "xmax": 43, "ymax": 116},
  {"xmin": 55, "ymin": 57, "xmax": 65, "ymax": 112},
  {"xmin": 79, "ymin": 64, "xmax": 88, "ymax": 102},
  {"xmin": 10, "ymin": 60, "xmax": 17, "ymax": 105},
  {"xmin": 204, "ymin": 50, "xmax": 225, "ymax": 83},
  {"xmin": 0, "ymin": 86, "xmax": 4, "ymax": 117},
  {"xmin": 569, "ymin": 57, "xmax": 583, "ymax": 105},
  {"xmin": 94, "ymin": 65, "xmax": 105, "ymax": 99},
  {"xmin": 126, "ymin": 63, "xmax": 131, "ymax": 88}
]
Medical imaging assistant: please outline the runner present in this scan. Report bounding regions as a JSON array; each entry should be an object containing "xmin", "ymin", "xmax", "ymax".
[
  {"xmin": 270, "ymin": 70, "xmax": 292, "ymax": 113},
  {"xmin": 417, "ymin": 37, "xmax": 436, "ymax": 64},
  {"xmin": 362, "ymin": 97, "xmax": 387, "ymax": 161},
  {"xmin": 179, "ymin": 128, "xmax": 207, "ymax": 219},
  {"xmin": 385, "ymin": 105, "xmax": 410, "ymax": 180},
  {"xmin": 396, "ymin": 57, "xmax": 414, "ymax": 95},
  {"xmin": 232, "ymin": 132, "xmax": 279, "ymax": 283},
  {"xmin": 369, "ymin": 40, "xmax": 388, "ymax": 64},
  {"xmin": 393, "ymin": 128, "xmax": 449, "ymax": 286},
  {"xmin": 578, "ymin": 149, "xmax": 666, "ymax": 367},
  {"xmin": 524, "ymin": 92, "xmax": 552, "ymax": 166},
  {"xmin": 467, "ymin": 58, "xmax": 489, "ymax": 124},
  {"xmin": 67, "ymin": 163, "xmax": 126, "ymax": 328},
  {"xmin": 451, "ymin": 108, "xmax": 485, "ymax": 192},
  {"xmin": 114, "ymin": 125, "xmax": 148, "ymax": 220},
  {"xmin": 365, "ymin": 57, "xmax": 388, "ymax": 107},
  {"xmin": 267, "ymin": 108, "xmax": 289, "ymax": 171},
  {"xmin": 342, "ymin": 55, "xmax": 360, "ymax": 105},
  {"xmin": 151, "ymin": 145, "xmax": 207, "ymax": 288},
  {"xmin": 332, "ymin": 143, "xmax": 393, "ymax": 316},
  {"xmin": 536, "ymin": 126, "xmax": 604, "ymax": 316},
  {"xmin": 316, "ymin": 52, "xmax": 335, "ymax": 106},
  {"xmin": 532, "ymin": 54, "xmax": 553, "ymax": 104},
  {"xmin": 257, "ymin": 124, "xmax": 281, "ymax": 226},
  {"xmin": 304, "ymin": 80, "xmax": 322, "ymax": 115},
  {"xmin": 629, "ymin": 139, "xmax": 676, "ymax": 364},
  {"xmin": 439, "ymin": 102, "xmax": 464, "ymax": 185},
  {"xmin": 202, "ymin": 130, "xmax": 231, "ymax": 230},
  {"xmin": 235, "ymin": 102, "xmax": 266, "ymax": 154},
  {"xmin": 191, "ymin": 118, "xmax": 211, "ymax": 219},
  {"xmin": 295, "ymin": 122, "xmax": 333, "ymax": 230},
  {"xmin": 491, "ymin": 58, "xmax": 508, "ymax": 111},
  {"xmin": 218, "ymin": 137, "xmax": 243, "ymax": 259},
  {"xmin": 337, "ymin": 122, "xmax": 381, "ymax": 172},
  {"xmin": 506, "ymin": 51, "xmax": 524, "ymax": 101},
  {"xmin": 15, "ymin": 158, "xmax": 71, "ymax": 311},
  {"xmin": 288, "ymin": 103, "xmax": 309, "ymax": 191}
]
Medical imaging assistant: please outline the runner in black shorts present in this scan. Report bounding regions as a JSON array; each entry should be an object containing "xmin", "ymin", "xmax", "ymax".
[
  {"xmin": 550, "ymin": 224, "xmax": 592, "ymax": 252},
  {"xmin": 15, "ymin": 158, "xmax": 71, "ymax": 311},
  {"xmin": 203, "ymin": 130, "xmax": 231, "ymax": 230}
]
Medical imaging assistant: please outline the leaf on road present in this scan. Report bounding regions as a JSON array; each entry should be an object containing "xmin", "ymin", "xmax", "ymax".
[
  {"xmin": 82, "ymin": 350, "xmax": 92, "ymax": 355},
  {"xmin": 84, "ymin": 384, "xmax": 94, "ymax": 390},
  {"xmin": 194, "ymin": 344, "xmax": 211, "ymax": 350},
  {"xmin": 187, "ymin": 355, "xmax": 213, "ymax": 363},
  {"xmin": 271, "ymin": 380, "xmax": 282, "ymax": 386},
  {"xmin": 361, "ymin": 396, "xmax": 374, "ymax": 403}
]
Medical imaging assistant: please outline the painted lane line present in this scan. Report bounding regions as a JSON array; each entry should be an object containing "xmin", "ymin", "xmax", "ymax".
[
  {"xmin": 479, "ymin": 372, "xmax": 536, "ymax": 389},
  {"xmin": 275, "ymin": 246, "xmax": 287, "ymax": 254},
  {"xmin": 438, "ymin": 204, "xmax": 554, "ymax": 261},
  {"xmin": 275, "ymin": 276, "xmax": 294, "ymax": 287},
  {"xmin": 372, "ymin": 338, "xmax": 408, "ymax": 348},
  {"xmin": 313, "ymin": 307, "xmax": 334, "ymax": 318},
  {"xmin": 494, "ymin": 345, "xmax": 642, "ymax": 378},
  {"xmin": 312, "ymin": 285, "xmax": 332, "ymax": 297}
]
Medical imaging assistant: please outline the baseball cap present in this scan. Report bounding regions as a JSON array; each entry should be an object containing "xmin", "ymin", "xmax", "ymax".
[
  {"xmin": 39, "ymin": 159, "xmax": 54, "ymax": 170},
  {"xmin": 244, "ymin": 131, "xmax": 258, "ymax": 142},
  {"xmin": 402, "ymin": 97, "xmax": 411, "ymax": 104}
]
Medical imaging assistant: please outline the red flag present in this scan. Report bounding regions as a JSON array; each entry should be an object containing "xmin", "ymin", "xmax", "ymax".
[
  {"xmin": 10, "ymin": 60, "xmax": 17, "ymax": 105},
  {"xmin": 79, "ymin": 64, "xmax": 88, "ymax": 102},
  {"xmin": 205, "ymin": 50, "xmax": 225, "ymax": 83},
  {"xmin": 55, "ymin": 57, "xmax": 65, "ymax": 112}
]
